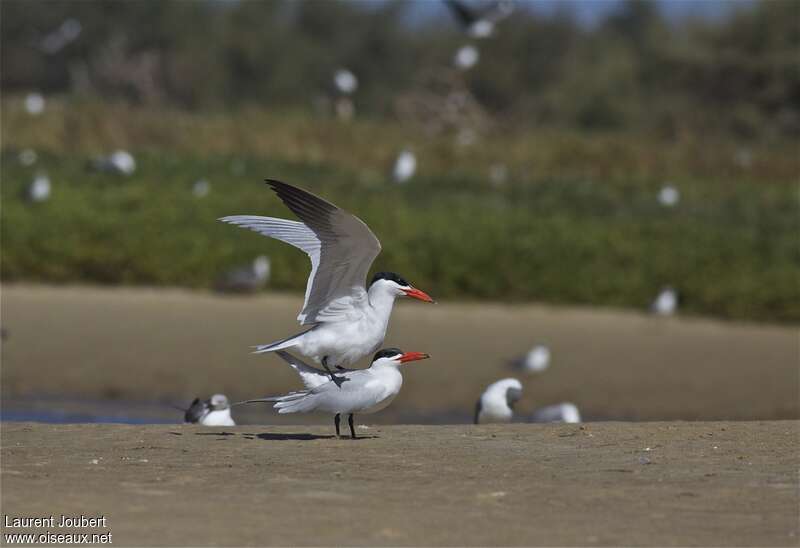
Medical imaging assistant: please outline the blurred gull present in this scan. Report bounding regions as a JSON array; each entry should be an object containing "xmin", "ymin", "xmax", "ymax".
[
  {"xmin": 511, "ymin": 345, "xmax": 550, "ymax": 373},
  {"xmin": 93, "ymin": 150, "xmax": 136, "ymax": 176},
  {"xmin": 215, "ymin": 255, "xmax": 271, "ymax": 294},
  {"xmin": 27, "ymin": 174, "xmax": 51, "ymax": 202},
  {"xmin": 192, "ymin": 178, "xmax": 211, "ymax": 198},
  {"xmin": 651, "ymin": 287, "xmax": 678, "ymax": 316},
  {"xmin": 454, "ymin": 44, "xmax": 479, "ymax": 70},
  {"xmin": 184, "ymin": 394, "xmax": 236, "ymax": 426},
  {"xmin": 19, "ymin": 149, "xmax": 37, "ymax": 166},
  {"xmin": 474, "ymin": 378, "xmax": 522, "ymax": 424},
  {"xmin": 392, "ymin": 149, "xmax": 417, "ymax": 183},
  {"xmin": 444, "ymin": 0, "xmax": 514, "ymax": 39},
  {"xmin": 25, "ymin": 93, "xmax": 45, "ymax": 115},
  {"xmin": 530, "ymin": 402, "xmax": 581, "ymax": 423},
  {"xmin": 333, "ymin": 68, "xmax": 358, "ymax": 95},
  {"xmin": 658, "ymin": 185, "xmax": 680, "ymax": 207}
]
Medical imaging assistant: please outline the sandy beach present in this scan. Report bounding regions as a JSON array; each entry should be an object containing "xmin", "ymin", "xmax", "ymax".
[
  {"xmin": 2, "ymin": 421, "xmax": 798, "ymax": 546},
  {"xmin": 2, "ymin": 285, "xmax": 798, "ymax": 422}
]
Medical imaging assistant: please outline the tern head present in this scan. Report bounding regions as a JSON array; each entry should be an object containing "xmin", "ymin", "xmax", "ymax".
[
  {"xmin": 371, "ymin": 348, "xmax": 430, "ymax": 368},
  {"xmin": 369, "ymin": 272, "xmax": 435, "ymax": 303},
  {"xmin": 209, "ymin": 394, "xmax": 230, "ymax": 411}
]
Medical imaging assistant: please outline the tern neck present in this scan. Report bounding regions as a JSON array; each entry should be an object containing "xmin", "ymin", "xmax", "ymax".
[{"xmin": 367, "ymin": 284, "xmax": 398, "ymax": 321}]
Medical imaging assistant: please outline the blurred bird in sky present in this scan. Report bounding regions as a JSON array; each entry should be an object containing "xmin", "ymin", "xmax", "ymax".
[
  {"xmin": 511, "ymin": 344, "xmax": 550, "ymax": 373},
  {"xmin": 651, "ymin": 287, "xmax": 678, "ymax": 316},
  {"xmin": 215, "ymin": 255, "xmax": 271, "ymax": 294},
  {"xmin": 475, "ymin": 378, "xmax": 522, "ymax": 424},
  {"xmin": 444, "ymin": 0, "xmax": 514, "ymax": 39},
  {"xmin": 27, "ymin": 174, "xmax": 51, "ymax": 203},
  {"xmin": 219, "ymin": 180, "xmax": 435, "ymax": 386},
  {"xmin": 236, "ymin": 349, "xmax": 430, "ymax": 439},
  {"xmin": 392, "ymin": 149, "xmax": 417, "ymax": 183},
  {"xmin": 530, "ymin": 402, "xmax": 581, "ymax": 423},
  {"xmin": 184, "ymin": 394, "xmax": 236, "ymax": 426}
]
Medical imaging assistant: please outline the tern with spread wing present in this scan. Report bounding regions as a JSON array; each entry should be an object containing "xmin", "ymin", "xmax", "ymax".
[
  {"xmin": 237, "ymin": 349, "xmax": 430, "ymax": 438},
  {"xmin": 219, "ymin": 180, "xmax": 434, "ymax": 386}
]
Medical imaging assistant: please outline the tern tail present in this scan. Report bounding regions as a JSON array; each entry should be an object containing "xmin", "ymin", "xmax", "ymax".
[{"xmin": 252, "ymin": 329, "xmax": 310, "ymax": 354}]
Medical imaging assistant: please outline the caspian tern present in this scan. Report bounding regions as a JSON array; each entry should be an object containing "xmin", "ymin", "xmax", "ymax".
[
  {"xmin": 184, "ymin": 394, "xmax": 236, "ymax": 426},
  {"xmin": 219, "ymin": 180, "xmax": 435, "ymax": 385},
  {"xmin": 238, "ymin": 349, "xmax": 430, "ymax": 438},
  {"xmin": 474, "ymin": 378, "xmax": 522, "ymax": 424}
]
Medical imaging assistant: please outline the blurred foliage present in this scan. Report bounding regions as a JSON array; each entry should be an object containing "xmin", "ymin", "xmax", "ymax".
[
  {"xmin": 1, "ymin": 0, "xmax": 799, "ymax": 138},
  {"xmin": 2, "ymin": 0, "xmax": 799, "ymax": 323},
  {"xmin": 1, "ymin": 101, "xmax": 799, "ymax": 323}
]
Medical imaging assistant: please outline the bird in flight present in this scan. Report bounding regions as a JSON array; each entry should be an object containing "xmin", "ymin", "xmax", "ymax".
[{"xmin": 219, "ymin": 180, "xmax": 434, "ymax": 386}]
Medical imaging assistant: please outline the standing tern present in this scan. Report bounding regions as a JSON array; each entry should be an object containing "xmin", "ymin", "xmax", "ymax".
[
  {"xmin": 219, "ymin": 180, "xmax": 435, "ymax": 386},
  {"xmin": 474, "ymin": 378, "xmax": 522, "ymax": 424},
  {"xmin": 184, "ymin": 394, "xmax": 236, "ymax": 426},
  {"xmin": 237, "ymin": 349, "xmax": 430, "ymax": 438}
]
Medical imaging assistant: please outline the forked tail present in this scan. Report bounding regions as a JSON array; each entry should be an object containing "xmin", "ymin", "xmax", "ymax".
[{"xmin": 251, "ymin": 329, "xmax": 310, "ymax": 354}]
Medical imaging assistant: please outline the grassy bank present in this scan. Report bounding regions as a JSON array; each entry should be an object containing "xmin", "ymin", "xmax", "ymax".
[{"xmin": 2, "ymin": 99, "xmax": 799, "ymax": 322}]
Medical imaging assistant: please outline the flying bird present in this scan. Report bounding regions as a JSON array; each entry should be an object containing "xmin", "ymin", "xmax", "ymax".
[
  {"xmin": 184, "ymin": 394, "xmax": 236, "ymax": 426},
  {"xmin": 443, "ymin": 0, "xmax": 514, "ymax": 39},
  {"xmin": 219, "ymin": 180, "xmax": 434, "ymax": 385},
  {"xmin": 474, "ymin": 378, "xmax": 522, "ymax": 424},
  {"xmin": 237, "ymin": 349, "xmax": 430, "ymax": 439}
]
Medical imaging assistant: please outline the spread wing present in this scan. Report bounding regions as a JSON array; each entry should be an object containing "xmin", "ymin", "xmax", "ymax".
[{"xmin": 219, "ymin": 179, "xmax": 381, "ymax": 325}]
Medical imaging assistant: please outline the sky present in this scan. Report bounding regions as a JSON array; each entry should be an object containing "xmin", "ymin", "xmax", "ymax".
[{"xmin": 383, "ymin": 0, "xmax": 756, "ymax": 28}]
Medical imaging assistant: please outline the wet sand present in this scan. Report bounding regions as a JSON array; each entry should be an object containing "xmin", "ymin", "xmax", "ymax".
[
  {"xmin": 2, "ymin": 285, "xmax": 798, "ymax": 421},
  {"xmin": 1, "ymin": 421, "xmax": 798, "ymax": 546}
]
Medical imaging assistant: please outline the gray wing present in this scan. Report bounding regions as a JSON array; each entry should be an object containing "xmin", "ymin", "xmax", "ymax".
[{"xmin": 219, "ymin": 179, "xmax": 381, "ymax": 325}]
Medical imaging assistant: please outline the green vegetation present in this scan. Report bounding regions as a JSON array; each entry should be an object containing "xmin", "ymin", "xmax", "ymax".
[
  {"xmin": 2, "ymin": 0, "xmax": 798, "ymax": 139},
  {"xmin": 2, "ymin": 102, "xmax": 798, "ymax": 323}
]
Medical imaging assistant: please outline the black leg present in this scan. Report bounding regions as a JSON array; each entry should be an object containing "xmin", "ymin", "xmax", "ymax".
[
  {"xmin": 334, "ymin": 413, "xmax": 341, "ymax": 437},
  {"xmin": 348, "ymin": 414, "xmax": 356, "ymax": 439},
  {"xmin": 322, "ymin": 356, "xmax": 345, "ymax": 388}
]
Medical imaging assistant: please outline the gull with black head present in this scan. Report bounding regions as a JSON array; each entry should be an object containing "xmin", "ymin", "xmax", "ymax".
[
  {"xmin": 236, "ymin": 348, "xmax": 430, "ymax": 438},
  {"xmin": 183, "ymin": 394, "xmax": 236, "ymax": 426},
  {"xmin": 219, "ymin": 180, "xmax": 435, "ymax": 387}
]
